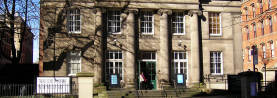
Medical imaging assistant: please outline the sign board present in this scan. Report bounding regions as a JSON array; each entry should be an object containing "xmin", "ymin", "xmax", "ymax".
[
  {"xmin": 109, "ymin": 74, "xmax": 120, "ymax": 88},
  {"xmin": 176, "ymin": 74, "xmax": 186, "ymax": 87},
  {"xmin": 250, "ymin": 82, "xmax": 257, "ymax": 96},
  {"xmin": 36, "ymin": 77, "xmax": 71, "ymax": 94},
  {"xmin": 228, "ymin": 75, "xmax": 241, "ymax": 94}
]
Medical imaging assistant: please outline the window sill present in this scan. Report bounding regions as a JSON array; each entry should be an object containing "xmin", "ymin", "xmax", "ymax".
[
  {"xmin": 209, "ymin": 34, "xmax": 222, "ymax": 36},
  {"xmin": 108, "ymin": 32, "xmax": 122, "ymax": 35},
  {"xmin": 141, "ymin": 33, "xmax": 154, "ymax": 35},
  {"xmin": 68, "ymin": 74, "xmax": 77, "ymax": 76},
  {"xmin": 173, "ymin": 33, "xmax": 186, "ymax": 35}
]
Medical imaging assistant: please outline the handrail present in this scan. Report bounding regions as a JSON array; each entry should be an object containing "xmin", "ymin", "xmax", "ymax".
[
  {"xmin": 134, "ymin": 79, "xmax": 139, "ymax": 98},
  {"xmin": 160, "ymin": 83, "xmax": 167, "ymax": 98},
  {"xmin": 172, "ymin": 79, "xmax": 178, "ymax": 97}
]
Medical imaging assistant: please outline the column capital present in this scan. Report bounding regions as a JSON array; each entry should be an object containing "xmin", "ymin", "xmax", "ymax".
[
  {"xmin": 92, "ymin": 7, "xmax": 106, "ymax": 14},
  {"xmin": 188, "ymin": 10, "xmax": 202, "ymax": 16},
  {"xmin": 158, "ymin": 9, "xmax": 172, "ymax": 15},
  {"xmin": 124, "ymin": 8, "xmax": 138, "ymax": 14}
]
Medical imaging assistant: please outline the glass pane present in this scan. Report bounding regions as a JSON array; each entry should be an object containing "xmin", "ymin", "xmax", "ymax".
[
  {"xmin": 152, "ymin": 75, "xmax": 155, "ymax": 80},
  {"xmin": 179, "ymin": 53, "xmax": 184, "ymax": 59},
  {"xmin": 110, "ymin": 62, "xmax": 113, "ymax": 67},
  {"xmin": 152, "ymin": 69, "xmax": 155, "ymax": 73},
  {"xmin": 106, "ymin": 62, "xmax": 109, "ymax": 67},
  {"xmin": 142, "ymin": 53, "xmax": 151, "ymax": 59},
  {"xmin": 115, "ymin": 62, "xmax": 118, "ymax": 67},
  {"xmin": 175, "ymin": 53, "xmax": 178, "ymax": 59},
  {"xmin": 110, "ymin": 69, "xmax": 113, "ymax": 74},
  {"xmin": 119, "ymin": 62, "xmax": 122, "ymax": 67},
  {"xmin": 152, "ymin": 52, "xmax": 156, "ymax": 59},
  {"xmin": 119, "ymin": 52, "xmax": 122, "ymax": 59},
  {"xmin": 115, "ymin": 52, "xmax": 118, "ymax": 59}
]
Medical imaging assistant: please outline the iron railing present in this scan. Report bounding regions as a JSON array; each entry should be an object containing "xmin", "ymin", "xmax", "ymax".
[
  {"xmin": 0, "ymin": 84, "xmax": 78, "ymax": 98},
  {"xmin": 134, "ymin": 79, "xmax": 139, "ymax": 98},
  {"xmin": 160, "ymin": 83, "xmax": 167, "ymax": 98}
]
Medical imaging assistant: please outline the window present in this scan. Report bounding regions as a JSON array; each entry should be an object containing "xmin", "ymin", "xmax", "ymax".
[
  {"xmin": 271, "ymin": 42, "xmax": 274, "ymax": 57},
  {"xmin": 172, "ymin": 12, "xmax": 185, "ymax": 34},
  {"xmin": 248, "ymin": 48, "xmax": 251, "ymax": 61},
  {"xmin": 252, "ymin": 6, "xmax": 256, "ymax": 18},
  {"xmin": 246, "ymin": 27, "xmax": 249, "ymax": 40},
  {"xmin": 137, "ymin": 51, "xmax": 156, "ymax": 60},
  {"xmin": 171, "ymin": 51, "xmax": 188, "ymax": 81},
  {"xmin": 209, "ymin": 13, "xmax": 221, "ymax": 35},
  {"xmin": 260, "ymin": 2, "xmax": 263, "ymax": 14},
  {"xmin": 140, "ymin": 11, "xmax": 153, "ymax": 34},
  {"xmin": 263, "ymin": 44, "xmax": 266, "ymax": 58},
  {"xmin": 270, "ymin": 18, "xmax": 273, "ymax": 33},
  {"xmin": 261, "ymin": 21, "xmax": 264, "ymax": 35},
  {"xmin": 210, "ymin": 52, "xmax": 223, "ymax": 75},
  {"xmin": 253, "ymin": 24, "xmax": 257, "ymax": 38},
  {"xmin": 108, "ymin": 10, "xmax": 121, "ymax": 34},
  {"xmin": 246, "ymin": 10, "xmax": 248, "ymax": 21},
  {"xmin": 67, "ymin": 9, "xmax": 81, "ymax": 33},
  {"xmin": 105, "ymin": 51, "xmax": 123, "ymax": 80},
  {"xmin": 268, "ymin": 0, "xmax": 271, "ymax": 10},
  {"xmin": 67, "ymin": 51, "xmax": 81, "ymax": 75}
]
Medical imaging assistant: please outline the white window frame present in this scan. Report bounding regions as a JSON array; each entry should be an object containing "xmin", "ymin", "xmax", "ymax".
[
  {"xmin": 107, "ymin": 10, "xmax": 121, "ymax": 34},
  {"xmin": 67, "ymin": 51, "xmax": 81, "ymax": 76},
  {"xmin": 172, "ymin": 12, "xmax": 185, "ymax": 35},
  {"xmin": 209, "ymin": 12, "xmax": 222, "ymax": 36},
  {"xmin": 263, "ymin": 45, "xmax": 266, "ymax": 58},
  {"xmin": 67, "ymin": 9, "xmax": 81, "ymax": 33},
  {"xmin": 271, "ymin": 42, "xmax": 275, "ymax": 57},
  {"xmin": 172, "ymin": 51, "xmax": 188, "ymax": 81},
  {"xmin": 210, "ymin": 52, "xmax": 223, "ymax": 75},
  {"xmin": 105, "ymin": 51, "xmax": 124, "ymax": 80},
  {"xmin": 140, "ymin": 11, "xmax": 154, "ymax": 34},
  {"xmin": 248, "ymin": 48, "xmax": 251, "ymax": 61}
]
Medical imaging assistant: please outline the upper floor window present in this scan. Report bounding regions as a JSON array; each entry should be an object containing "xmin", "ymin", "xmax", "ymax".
[
  {"xmin": 248, "ymin": 48, "xmax": 251, "ymax": 61},
  {"xmin": 253, "ymin": 24, "xmax": 257, "ymax": 38},
  {"xmin": 210, "ymin": 52, "xmax": 223, "ymax": 75},
  {"xmin": 67, "ymin": 9, "xmax": 81, "ymax": 33},
  {"xmin": 246, "ymin": 26, "xmax": 249, "ymax": 40},
  {"xmin": 108, "ymin": 10, "xmax": 121, "ymax": 34},
  {"xmin": 260, "ymin": 2, "xmax": 263, "ymax": 14},
  {"xmin": 245, "ymin": 10, "xmax": 248, "ymax": 21},
  {"xmin": 209, "ymin": 13, "xmax": 221, "ymax": 35},
  {"xmin": 140, "ymin": 11, "xmax": 153, "ymax": 34},
  {"xmin": 270, "ymin": 42, "xmax": 275, "ymax": 57},
  {"xmin": 67, "ymin": 51, "xmax": 81, "ymax": 76},
  {"xmin": 268, "ymin": 0, "xmax": 271, "ymax": 10},
  {"xmin": 261, "ymin": 21, "xmax": 264, "ymax": 35},
  {"xmin": 252, "ymin": 5, "xmax": 256, "ymax": 18},
  {"xmin": 269, "ymin": 18, "xmax": 273, "ymax": 33},
  {"xmin": 172, "ymin": 12, "xmax": 185, "ymax": 35},
  {"xmin": 263, "ymin": 44, "xmax": 266, "ymax": 58}
]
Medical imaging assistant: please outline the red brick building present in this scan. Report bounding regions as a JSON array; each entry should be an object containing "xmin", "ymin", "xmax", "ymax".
[
  {"xmin": 0, "ymin": 16, "xmax": 34, "ymax": 64},
  {"xmin": 242, "ymin": 0, "xmax": 277, "ymax": 81}
]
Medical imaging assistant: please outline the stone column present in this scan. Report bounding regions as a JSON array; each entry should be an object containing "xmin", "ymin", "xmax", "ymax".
[
  {"xmin": 92, "ymin": 8, "xmax": 106, "ymax": 83},
  {"xmin": 158, "ymin": 9, "xmax": 172, "ymax": 83},
  {"xmin": 188, "ymin": 10, "xmax": 202, "ymax": 84},
  {"xmin": 124, "ymin": 8, "xmax": 138, "ymax": 88}
]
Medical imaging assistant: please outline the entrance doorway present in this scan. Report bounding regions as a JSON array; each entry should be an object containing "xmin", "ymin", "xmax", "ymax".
[{"xmin": 138, "ymin": 61, "xmax": 156, "ymax": 90}]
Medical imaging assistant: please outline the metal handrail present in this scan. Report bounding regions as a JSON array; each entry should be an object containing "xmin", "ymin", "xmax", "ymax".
[
  {"xmin": 172, "ymin": 79, "xmax": 178, "ymax": 97},
  {"xmin": 160, "ymin": 83, "xmax": 167, "ymax": 98}
]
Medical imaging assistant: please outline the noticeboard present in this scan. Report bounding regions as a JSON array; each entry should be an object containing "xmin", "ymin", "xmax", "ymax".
[
  {"xmin": 228, "ymin": 75, "xmax": 241, "ymax": 94},
  {"xmin": 109, "ymin": 74, "xmax": 120, "ymax": 88},
  {"xmin": 36, "ymin": 77, "xmax": 71, "ymax": 94},
  {"xmin": 176, "ymin": 74, "xmax": 186, "ymax": 87}
]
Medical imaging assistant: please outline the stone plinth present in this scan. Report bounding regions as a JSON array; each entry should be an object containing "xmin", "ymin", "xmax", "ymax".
[{"xmin": 77, "ymin": 72, "xmax": 95, "ymax": 98}]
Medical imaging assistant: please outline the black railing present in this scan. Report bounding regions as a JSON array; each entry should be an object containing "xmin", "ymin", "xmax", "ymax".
[
  {"xmin": 160, "ymin": 83, "xmax": 167, "ymax": 98},
  {"xmin": 260, "ymin": 81, "xmax": 276, "ymax": 92},
  {"xmin": 171, "ymin": 79, "xmax": 178, "ymax": 97},
  {"xmin": 0, "ymin": 84, "xmax": 78, "ymax": 97}
]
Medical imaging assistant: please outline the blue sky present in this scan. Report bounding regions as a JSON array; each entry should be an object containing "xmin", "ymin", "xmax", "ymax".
[{"xmin": 31, "ymin": 0, "xmax": 40, "ymax": 63}]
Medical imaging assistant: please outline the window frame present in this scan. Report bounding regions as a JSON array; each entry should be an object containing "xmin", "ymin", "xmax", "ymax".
[
  {"xmin": 248, "ymin": 48, "xmax": 251, "ymax": 62},
  {"xmin": 246, "ymin": 9, "xmax": 248, "ymax": 21},
  {"xmin": 261, "ymin": 21, "xmax": 264, "ymax": 35},
  {"xmin": 270, "ymin": 18, "xmax": 273, "ymax": 33},
  {"xmin": 252, "ymin": 5, "xmax": 256, "ymax": 18},
  {"xmin": 268, "ymin": 0, "xmax": 271, "ymax": 10},
  {"xmin": 263, "ymin": 44, "xmax": 266, "ymax": 59},
  {"xmin": 172, "ymin": 12, "xmax": 185, "ymax": 35},
  {"xmin": 107, "ymin": 10, "xmax": 122, "ymax": 34},
  {"xmin": 260, "ymin": 2, "xmax": 263, "ymax": 14},
  {"xmin": 140, "ymin": 10, "xmax": 154, "ymax": 34},
  {"xmin": 246, "ymin": 26, "xmax": 249, "ymax": 40},
  {"xmin": 209, "ymin": 12, "xmax": 222, "ymax": 36},
  {"xmin": 67, "ymin": 9, "xmax": 81, "ymax": 33},
  {"xmin": 171, "ymin": 51, "xmax": 188, "ymax": 81},
  {"xmin": 271, "ymin": 42, "xmax": 275, "ymax": 57},
  {"xmin": 105, "ymin": 51, "xmax": 124, "ymax": 80},
  {"xmin": 67, "ymin": 50, "xmax": 82, "ymax": 76},
  {"xmin": 210, "ymin": 51, "xmax": 223, "ymax": 75}
]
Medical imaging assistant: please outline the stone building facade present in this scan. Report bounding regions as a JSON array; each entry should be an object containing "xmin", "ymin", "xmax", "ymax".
[
  {"xmin": 242, "ymin": 0, "xmax": 277, "ymax": 82},
  {"xmin": 40, "ymin": 0, "xmax": 242, "ymax": 89}
]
